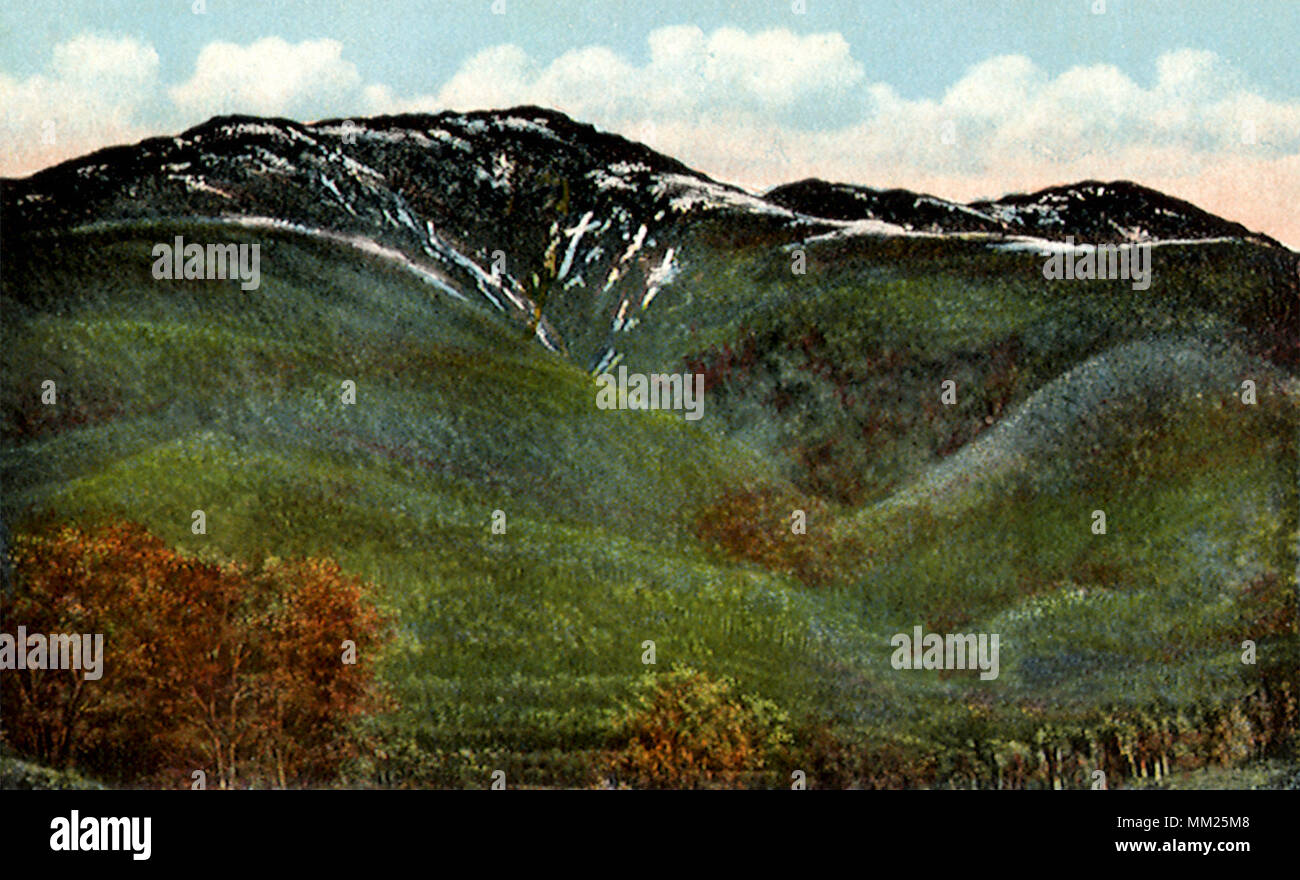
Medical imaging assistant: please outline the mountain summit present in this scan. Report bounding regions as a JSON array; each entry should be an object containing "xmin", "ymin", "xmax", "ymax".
[{"xmin": 2, "ymin": 107, "xmax": 1289, "ymax": 368}]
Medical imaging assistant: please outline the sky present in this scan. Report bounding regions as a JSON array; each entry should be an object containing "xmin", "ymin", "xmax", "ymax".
[{"xmin": 2, "ymin": 0, "xmax": 1297, "ymax": 246}]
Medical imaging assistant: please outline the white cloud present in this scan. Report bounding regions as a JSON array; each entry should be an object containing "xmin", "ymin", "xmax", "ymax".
[
  {"xmin": 2, "ymin": 30, "xmax": 1297, "ymax": 246},
  {"xmin": 169, "ymin": 37, "xmax": 361, "ymax": 120},
  {"xmin": 421, "ymin": 26, "xmax": 865, "ymax": 128},
  {"xmin": 50, "ymin": 33, "xmax": 160, "ymax": 90},
  {"xmin": 0, "ymin": 34, "xmax": 159, "ymax": 175}
]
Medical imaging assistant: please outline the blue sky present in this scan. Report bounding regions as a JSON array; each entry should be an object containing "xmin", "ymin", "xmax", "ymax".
[
  {"xmin": 4, "ymin": 1, "xmax": 1295, "ymax": 100},
  {"xmin": 2, "ymin": 1, "xmax": 1297, "ymax": 244}
]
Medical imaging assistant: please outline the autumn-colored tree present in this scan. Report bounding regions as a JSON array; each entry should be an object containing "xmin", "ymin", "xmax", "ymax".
[
  {"xmin": 253, "ymin": 558, "xmax": 389, "ymax": 786},
  {"xmin": 0, "ymin": 522, "xmax": 389, "ymax": 788},
  {"xmin": 605, "ymin": 666, "xmax": 790, "ymax": 789}
]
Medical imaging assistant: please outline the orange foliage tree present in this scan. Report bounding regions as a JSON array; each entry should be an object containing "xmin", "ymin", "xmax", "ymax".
[
  {"xmin": 606, "ymin": 666, "xmax": 791, "ymax": 789},
  {"xmin": 1, "ymin": 522, "xmax": 389, "ymax": 788}
]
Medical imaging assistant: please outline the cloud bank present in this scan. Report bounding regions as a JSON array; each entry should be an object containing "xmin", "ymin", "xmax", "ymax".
[{"xmin": 3, "ymin": 28, "xmax": 1298, "ymax": 247}]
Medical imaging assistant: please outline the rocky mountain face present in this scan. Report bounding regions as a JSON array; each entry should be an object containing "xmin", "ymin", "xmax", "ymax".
[
  {"xmin": 2, "ymin": 106, "xmax": 1288, "ymax": 370},
  {"xmin": 765, "ymin": 179, "xmax": 1010, "ymax": 234},
  {"xmin": 767, "ymin": 178, "xmax": 1283, "ymax": 247},
  {"xmin": 969, "ymin": 180, "xmax": 1281, "ymax": 246},
  {"xmin": 4, "ymin": 107, "xmax": 820, "ymax": 367}
]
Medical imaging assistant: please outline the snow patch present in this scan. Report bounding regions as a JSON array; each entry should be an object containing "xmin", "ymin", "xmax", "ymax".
[
  {"xmin": 558, "ymin": 210, "xmax": 595, "ymax": 280},
  {"xmin": 166, "ymin": 174, "xmax": 235, "ymax": 199},
  {"xmin": 653, "ymin": 174, "xmax": 794, "ymax": 217},
  {"xmin": 228, "ymin": 215, "xmax": 468, "ymax": 302},
  {"xmin": 619, "ymin": 224, "xmax": 648, "ymax": 265}
]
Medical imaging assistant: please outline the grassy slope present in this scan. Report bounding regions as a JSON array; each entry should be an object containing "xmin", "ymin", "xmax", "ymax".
[
  {"xmin": 613, "ymin": 225, "xmax": 1299, "ymax": 770},
  {"xmin": 2, "ymin": 221, "xmax": 1295, "ymax": 787},
  {"xmin": 618, "ymin": 228, "xmax": 1296, "ymax": 500},
  {"xmin": 1, "ymin": 223, "xmax": 867, "ymax": 783}
]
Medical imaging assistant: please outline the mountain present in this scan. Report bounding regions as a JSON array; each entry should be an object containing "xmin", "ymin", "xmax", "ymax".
[
  {"xmin": 765, "ymin": 179, "xmax": 1010, "ymax": 234},
  {"xmin": 3, "ymin": 108, "xmax": 1290, "ymax": 372},
  {"xmin": 766, "ymin": 177, "xmax": 1286, "ymax": 248},
  {"xmin": 3, "ymin": 107, "xmax": 816, "ymax": 369},
  {"xmin": 2, "ymin": 107, "xmax": 1297, "ymax": 789},
  {"xmin": 970, "ymin": 180, "xmax": 1284, "ymax": 247}
]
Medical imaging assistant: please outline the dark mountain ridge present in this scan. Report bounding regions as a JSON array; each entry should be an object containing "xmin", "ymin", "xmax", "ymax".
[
  {"xmin": 2, "ymin": 107, "xmax": 1290, "ymax": 371},
  {"xmin": 6, "ymin": 107, "xmax": 1283, "ymax": 251},
  {"xmin": 767, "ymin": 177, "xmax": 1283, "ymax": 248},
  {"xmin": 970, "ymin": 179, "xmax": 1280, "ymax": 247},
  {"xmin": 764, "ymin": 178, "xmax": 1010, "ymax": 234}
]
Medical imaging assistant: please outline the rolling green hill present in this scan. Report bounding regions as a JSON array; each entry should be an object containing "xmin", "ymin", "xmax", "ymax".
[{"xmin": 3, "ymin": 209, "xmax": 1296, "ymax": 787}]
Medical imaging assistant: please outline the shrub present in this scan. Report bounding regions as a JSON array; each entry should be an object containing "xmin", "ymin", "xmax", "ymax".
[
  {"xmin": 695, "ymin": 487, "xmax": 837, "ymax": 586},
  {"xmin": 605, "ymin": 666, "xmax": 790, "ymax": 789}
]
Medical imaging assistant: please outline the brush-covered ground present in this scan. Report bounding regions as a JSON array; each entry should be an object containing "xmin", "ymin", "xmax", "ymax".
[{"xmin": 2, "ymin": 220, "xmax": 1296, "ymax": 788}]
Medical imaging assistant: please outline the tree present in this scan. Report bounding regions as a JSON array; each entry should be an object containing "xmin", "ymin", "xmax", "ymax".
[
  {"xmin": 606, "ymin": 666, "xmax": 790, "ymax": 789},
  {"xmin": 1, "ymin": 522, "xmax": 389, "ymax": 787}
]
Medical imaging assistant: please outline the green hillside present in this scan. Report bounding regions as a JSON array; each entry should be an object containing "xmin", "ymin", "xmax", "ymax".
[{"xmin": 3, "ymin": 221, "xmax": 1296, "ymax": 788}]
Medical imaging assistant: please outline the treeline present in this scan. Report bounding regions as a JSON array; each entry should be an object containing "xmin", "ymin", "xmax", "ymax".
[
  {"xmin": 376, "ymin": 663, "xmax": 1298, "ymax": 790},
  {"xmin": 793, "ymin": 667, "xmax": 1298, "ymax": 790},
  {"xmin": 584, "ymin": 663, "xmax": 1298, "ymax": 790}
]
